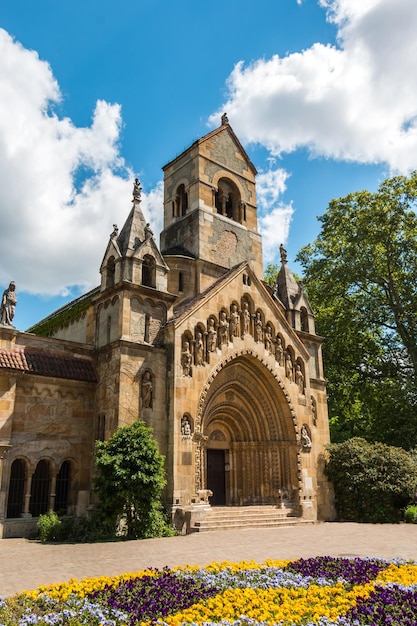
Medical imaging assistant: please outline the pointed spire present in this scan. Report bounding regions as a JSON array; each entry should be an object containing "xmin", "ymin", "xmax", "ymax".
[
  {"xmin": 274, "ymin": 244, "xmax": 299, "ymax": 308},
  {"xmin": 116, "ymin": 178, "xmax": 149, "ymax": 256}
]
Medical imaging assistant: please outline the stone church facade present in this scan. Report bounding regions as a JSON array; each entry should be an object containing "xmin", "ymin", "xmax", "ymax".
[{"xmin": 0, "ymin": 118, "xmax": 334, "ymax": 538}]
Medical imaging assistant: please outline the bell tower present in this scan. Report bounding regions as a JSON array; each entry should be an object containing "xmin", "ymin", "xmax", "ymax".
[{"xmin": 160, "ymin": 115, "xmax": 263, "ymax": 302}]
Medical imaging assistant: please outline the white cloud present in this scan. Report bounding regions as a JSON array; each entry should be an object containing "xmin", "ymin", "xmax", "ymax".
[
  {"xmin": 0, "ymin": 29, "xmax": 161, "ymax": 296},
  {"xmin": 210, "ymin": 0, "xmax": 417, "ymax": 173},
  {"xmin": 256, "ymin": 168, "xmax": 294, "ymax": 264}
]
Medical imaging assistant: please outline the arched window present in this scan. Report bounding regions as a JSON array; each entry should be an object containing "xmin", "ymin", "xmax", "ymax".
[
  {"xmin": 7, "ymin": 459, "xmax": 26, "ymax": 518},
  {"xmin": 215, "ymin": 178, "xmax": 242, "ymax": 223},
  {"xmin": 55, "ymin": 461, "xmax": 71, "ymax": 513},
  {"xmin": 300, "ymin": 307, "xmax": 309, "ymax": 332},
  {"xmin": 106, "ymin": 256, "xmax": 116, "ymax": 288},
  {"xmin": 142, "ymin": 255, "xmax": 156, "ymax": 288},
  {"xmin": 30, "ymin": 460, "xmax": 51, "ymax": 517},
  {"xmin": 175, "ymin": 184, "xmax": 188, "ymax": 217}
]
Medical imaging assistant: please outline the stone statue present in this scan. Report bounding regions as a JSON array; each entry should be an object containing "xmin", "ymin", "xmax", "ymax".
[
  {"xmin": 181, "ymin": 417, "xmax": 192, "ymax": 439},
  {"xmin": 181, "ymin": 341, "xmax": 192, "ymax": 376},
  {"xmin": 264, "ymin": 325, "xmax": 273, "ymax": 353},
  {"xmin": 285, "ymin": 352, "xmax": 293, "ymax": 381},
  {"xmin": 275, "ymin": 336, "xmax": 284, "ymax": 365},
  {"xmin": 241, "ymin": 301, "xmax": 250, "ymax": 337},
  {"xmin": 141, "ymin": 371, "xmax": 153, "ymax": 408},
  {"xmin": 110, "ymin": 224, "xmax": 118, "ymax": 238},
  {"xmin": 279, "ymin": 243, "xmax": 288, "ymax": 264},
  {"xmin": 221, "ymin": 112, "xmax": 229, "ymax": 125},
  {"xmin": 133, "ymin": 178, "xmax": 142, "ymax": 202},
  {"xmin": 311, "ymin": 395, "xmax": 317, "ymax": 426},
  {"xmin": 295, "ymin": 364, "xmax": 304, "ymax": 394},
  {"xmin": 218, "ymin": 311, "xmax": 229, "ymax": 346},
  {"xmin": 195, "ymin": 332, "xmax": 204, "ymax": 365},
  {"xmin": 0, "ymin": 282, "xmax": 17, "ymax": 326},
  {"xmin": 144, "ymin": 223, "xmax": 154, "ymax": 239},
  {"xmin": 207, "ymin": 318, "xmax": 217, "ymax": 352},
  {"xmin": 229, "ymin": 303, "xmax": 239, "ymax": 340},
  {"xmin": 254, "ymin": 311, "xmax": 263, "ymax": 343},
  {"xmin": 301, "ymin": 425, "xmax": 312, "ymax": 451}
]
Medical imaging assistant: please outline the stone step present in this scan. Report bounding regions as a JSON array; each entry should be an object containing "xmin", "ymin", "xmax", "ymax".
[
  {"xmin": 193, "ymin": 516, "xmax": 314, "ymax": 532},
  {"xmin": 190, "ymin": 505, "xmax": 312, "ymax": 532}
]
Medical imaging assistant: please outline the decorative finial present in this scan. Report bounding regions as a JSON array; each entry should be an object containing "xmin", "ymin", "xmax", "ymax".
[
  {"xmin": 221, "ymin": 112, "xmax": 229, "ymax": 125},
  {"xmin": 133, "ymin": 178, "xmax": 142, "ymax": 203},
  {"xmin": 110, "ymin": 224, "xmax": 118, "ymax": 238},
  {"xmin": 279, "ymin": 243, "xmax": 288, "ymax": 264}
]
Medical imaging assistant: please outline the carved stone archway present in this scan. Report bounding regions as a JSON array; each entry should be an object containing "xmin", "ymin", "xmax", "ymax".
[{"xmin": 195, "ymin": 351, "xmax": 301, "ymax": 507}]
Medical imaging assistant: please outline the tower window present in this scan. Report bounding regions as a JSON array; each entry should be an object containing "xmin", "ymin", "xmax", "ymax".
[
  {"xmin": 106, "ymin": 256, "xmax": 116, "ymax": 288},
  {"xmin": 215, "ymin": 178, "xmax": 242, "ymax": 223},
  {"xmin": 174, "ymin": 184, "xmax": 188, "ymax": 217},
  {"xmin": 142, "ymin": 255, "xmax": 156, "ymax": 288}
]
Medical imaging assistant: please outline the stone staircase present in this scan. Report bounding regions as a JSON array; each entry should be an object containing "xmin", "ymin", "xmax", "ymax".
[{"xmin": 191, "ymin": 505, "xmax": 315, "ymax": 532}]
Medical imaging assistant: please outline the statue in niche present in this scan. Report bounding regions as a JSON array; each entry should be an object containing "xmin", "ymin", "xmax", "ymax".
[
  {"xmin": 295, "ymin": 364, "xmax": 304, "ymax": 394},
  {"xmin": 311, "ymin": 396, "xmax": 317, "ymax": 426},
  {"xmin": 195, "ymin": 332, "xmax": 204, "ymax": 365},
  {"xmin": 207, "ymin": 318, "xmax": 217, "ymax": 352},
  {"xmin": 275, "ymin": 336, "xmax": 284, "ymax": 365},
  {"xmin": 264, "ymin": 325, "xmax": 273, "ymax": 353},
  {"xmin": 301, "ymin": 424, "xmax": 312, "ymax": 451},
  {"xmin": 181, "ymin": 341, "xmax": 192, "ymax": 377},
  {"xmin": 181, "ymin": 416, "xmax": 192, "ymax": 439},
  {"xmin": 285, "ymin": 352, "xmax": 293, "ymax": 381},
  {"xmin": 241, "ymin": 301, "xmax": 250, "ymax": 337},
  {"xmin": 229, "ymin": 303, "xmax": 239, "ymax": 340},
  {"xmin": 141, "ymin": 371, "xmax": 153, "ymax": 408},
  {"xmin": 218, "ymin": 311, "xmax": 229, "ymax": 346},
  {"xmin": 254, "ymin": 311, "xmax": 263, "ymax": 343},
  {"xmin": 0, "ymin": 281, "xmax": 17, "ymax": 326}
]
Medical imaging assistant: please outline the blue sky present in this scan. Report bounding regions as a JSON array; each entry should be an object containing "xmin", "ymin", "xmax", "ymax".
[{"xmin": 1, "ymin": 0, "xmax": 416, "ymax": 330}]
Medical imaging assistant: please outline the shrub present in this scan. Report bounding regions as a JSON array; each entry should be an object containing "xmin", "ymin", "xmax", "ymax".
[
  {"xmin": 404, "ymin": 505, "xmax": 417, "ymax": 523},
  {"xmin": 325, "ymin": 437, "xmax": 417, "ymax": 522},
  {"xmin": 37, "ymin": 510, "xmax": 62, "ymax": 542}
]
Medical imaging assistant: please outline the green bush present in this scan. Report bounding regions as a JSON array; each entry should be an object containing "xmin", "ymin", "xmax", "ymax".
[
  {"xmin": 37, "ymin": 510, "xmax": 62, "ymax": 542},
  {"xmin": 404, "ymin": 505, "xmax": 417, "ymax": 523},
  {"xmin": 325, "ymin": 437, "xmax": 417, "ymax": 523}
]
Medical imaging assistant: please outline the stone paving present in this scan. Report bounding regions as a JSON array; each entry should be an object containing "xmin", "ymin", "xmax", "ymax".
[{"xmin": 2, "ymin": 522, "xmax": 417, "ymax": 598}]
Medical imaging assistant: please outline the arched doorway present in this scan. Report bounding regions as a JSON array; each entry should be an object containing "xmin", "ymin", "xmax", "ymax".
[{"xmin": 198, "ymin": 354, "xmax": 300, "ymax": 507}]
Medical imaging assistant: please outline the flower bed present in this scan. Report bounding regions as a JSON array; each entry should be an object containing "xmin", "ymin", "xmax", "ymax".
[{"xmin": 2, "ymin": 556, "xmax": 417, "ymax": 625}]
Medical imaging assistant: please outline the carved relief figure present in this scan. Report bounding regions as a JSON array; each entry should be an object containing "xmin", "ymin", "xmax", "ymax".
[
  {"xmin": 181, "ymin": 341, "xmax": 192, "ymax": 376},
  {"xmin": 218, "ymin": 311, "xmax": 229, "ymax": 346},
  {"xmin": 0, "ymin": 281, "xmax": 17, "ymax": 326},
  {"xmin": 141, "ymin": 371, "xmax": 153, "ymax": 408},
  {"xmin": 241, "ymin": 301, "xmax": 250, "ymax": 336},
  {"xmin": 181, "ymin": 416, "xmax": 192, "ymax": 439},
  {"xmin": 195, "ymin": 332, "xmax": 204, "ymax": 365},
  {"xmin": 301, "ymin": 424, "xmax": 312, "ymax": 451},
  {"xmin": 285, "ymin": 352, "xmax": 293, "ymax": 381},
  {"xmin": 264, "ymin": 324, "xmax": 273, "ymax": 353},
  {"xmin": 295, "ymin": 364, "xmax": 304, "ymax": 394},
  {"xmin": 254, "ymin": 311, "xmax": 263, "ymax": 343},
  {"xmin": 229, "ymin": 303, "xmax": 239, "ymax": 340},
  {"xmin": 207, "ymin": 318, "xmax": 217, "ymax": 352},
  {"xmin": 275, "ymin": 336, "xmax": 284, "ymax": 365},
  {"xmin": 311, "ymin": 396, "xmax": 317, "ymax": 426}
]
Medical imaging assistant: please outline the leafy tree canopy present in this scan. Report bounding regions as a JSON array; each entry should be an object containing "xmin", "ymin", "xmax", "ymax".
[
  {"xmin": 94, "ymin": 420, "xmax": 172, "ymax": 539},
  {"xmin": 296, "ymin": 172, "xmax": 417, "ymax": 447}
]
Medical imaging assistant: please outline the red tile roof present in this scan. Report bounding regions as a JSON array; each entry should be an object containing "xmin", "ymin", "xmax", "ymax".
[{"xmin": 0, "ymin": 347, "xmax": 98, "ymax": 382}]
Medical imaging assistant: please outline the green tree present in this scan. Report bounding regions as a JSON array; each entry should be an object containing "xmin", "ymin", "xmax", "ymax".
[
  {"xmin": 296, "ymin": 172, "xmax": 417, "ymax": 447},
  {"xmin": 94, "ymin": 420, "xmax": 172, "ymax": 539}
]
